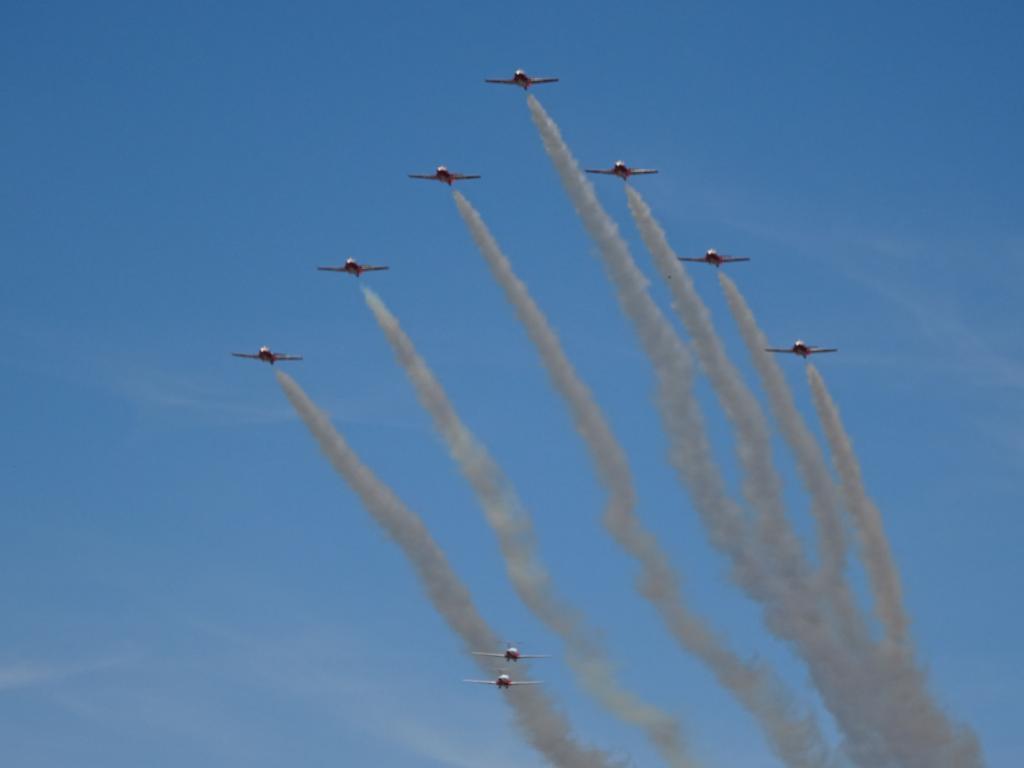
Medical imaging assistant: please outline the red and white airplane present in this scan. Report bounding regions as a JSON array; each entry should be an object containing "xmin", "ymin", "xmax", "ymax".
[
  {"xmin": 317, "ymin": 258, "xmax": 389, "ymax": 278},
  {"xmin": 463, "ymin": 673, "xmax": 543, "ymax": 690},
  {"xmin": 485, "ymin": 69, "xmax": 559, "ymax": 90},
  {"xmin": 679, "ymin": 249, "xmax": 750, "ymax": 268},
  {"xmin": 408, "ymin": 166, "xmax": 481, "ymax": 186},
  {"xmin": 231, "ymin": 346, "xmax": 303, "ymax": 365},
  {"xmin": 472, "ymin": 644, "xmax": 550, "ymax": 663},
  {"xmin": 765, "ymin": 340, "xmax": 838, "ymax": 359},
  {"xmin": 585, "ymin": 160, "xmax": 658, "ymax": 181}
]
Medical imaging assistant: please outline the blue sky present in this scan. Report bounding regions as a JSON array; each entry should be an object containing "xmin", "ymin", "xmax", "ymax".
[{"xmin": 2, "ymin": 1, "xmax": 1021, "ymax": 765}]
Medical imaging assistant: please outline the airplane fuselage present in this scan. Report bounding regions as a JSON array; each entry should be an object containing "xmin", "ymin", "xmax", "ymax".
[
  {"xmin": 792, "ymin": 342, "xmax": 812, "ymax": 357},
  {"xmin": 496, "ymin": 675, "xmax": 511, "ymax": 688},
  {"xmin": 513, "ymin": 72, "xmax": 538, "ymax": 89},
  {"xmin": 232, "ymin": 346, "xmax": 300, "ymax": 365},
  {"xmin": 766, "ymin": 340, "xmax": 833, "ymax": 359},
  {"xmin": 410, "ymin": 166, "xmax": 478, "ymax": 185},
  {"xmin": 428, "ymin": 167, "xmax": 452, "ymax": 185}
]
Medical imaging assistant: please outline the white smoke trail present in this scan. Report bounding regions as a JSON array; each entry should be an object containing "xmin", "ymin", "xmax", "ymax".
[
  {"xmin": 716, "ymin": 268, "xmax": 981, "ymax": 765},
  {"xmin": 361, "ymin": 290, "xmax": 696, "ymax": 768},
  {"xmin": 526, "ymin": 94, "xmax": 908, "ymax": 767},
  {"xmin": 627, "ymin": 190, "xmax": 917, "ymax": 761},
  {"xmin": 276, "ymin": 370, "xmax": 624, "ymax": 768},
  {"xmin": 625, "ymin": 184, "xmax": 866, "ymax": 667},
  {"xmin": 524, "ymin": 95, "xmax": 754, "ymax": 576},
  {"xmin": 716, "ymin": 272, "xmax": 862, "ymax": 644},
  {"xmin": 453, "ymin": 189, "xmax": 833, "ymax": 768},
  {"xmin": 806, "ymin": 365, "xmax": 985, "ymax": 768},
  {"xmin": 620, "ymin": 153, "xmax": 981, "ymax": 765},
  {"xmin": 623, "ymin": 186, "xmax": 844, "ymax": 619},
  {"xmin": 625, "ymin": 187, "xmax": 788, "ymax": 533},
  {"xmin": 804, "ymin": 363, "xmax": 905, "ymax": 643},
  {"xmin": 716, "ymin": 276, "xmax": 846, "ymax": 578}
]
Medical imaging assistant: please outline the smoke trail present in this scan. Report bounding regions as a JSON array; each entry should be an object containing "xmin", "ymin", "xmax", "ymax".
[
  {"xmin": 624, "ymin": 186, "xmax": 846, "ymax": 618},
  {"xmin": 716, "ymin": 272, "xmax": 863, "ymax": 641},
  {"xmin": 624, "ymin": 187, "xmax": 786, "ymax": 528},
  {"xmin": 806, "ymin": 365, "xmax": 985, "ymax": 768},
  {"xmin": 276, "ymin": 371, "xmax": 623, "ymax": 768},
  {"xmin": 804, "ymin": 364, "xmax": 905, "ymax": 644},
  {"xmin": 524, "ymin": 94, "xmax": 752, "ymax": 574},
  {"xmin": 620, "ymin": 156, "xmax": 980, "ymax": 765},
  {"xmin": 362, "ymin": 289, "xmax": 696, "ymax": 768},
  {"xmin": 453, "ymin": 189, "xmax": 833, "ymax": 768},
  {"xmin": 625, "ymin": 184, "xmax": 864, "ymax": 662},
  {"xmin": 526, "ymin": 94, "xmax": 909, "ymax": 767},
  {"xmin": 715, "ymin": 267, "xmax": 973, "ymax": 765}
]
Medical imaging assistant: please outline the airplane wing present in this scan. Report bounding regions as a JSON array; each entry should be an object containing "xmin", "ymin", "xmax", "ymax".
[
  {"xmin": 808, "ymin": 348, "xmax": 838, "ymax": 354},
  {"xmin": 231, "ymin": 353, "xmax": 260, "ymax": 359},
  {"xmin": 408, "ymin": 174, "xmax": 437, "ymax": 180},
  {"xmin": 462, "ymin": 679, "xmax": 497, "ymax": 685},
  {"xmin": 273, "ymin": 355, "xmax": 304, "ymax": 361},
  {"xmin": 764, "ymin": 348, "xmax": 794, "ymax": 354},
  {"xmin": 720, "ymin": 257, "xmax": 751, "ymax": 263},
  {"xmin": 508, "ymin": 681, "xmax": 544, "ymax": 685},
  {"xmin": 361, "ymin": 266, "xmax": 389, "ymax": 272},
  {"xmin": 470, "ymin": 652, "xmax": 505, "ymax": 658},
  {"xmin": 484, "ymin": 79, "xmax": 517, "ymax": 85},
  {"xmin": 630, "ymin": 169, "xmax": 659, "ymax": 175},
  {"xmin": 317, "ymin": 266, "xmax": 346, "ymax": 272},
  {"xmin": 516, "ymin": 654, "xmax": 551, "ymax": 659},
  {"xmin": 678, "ymin": 257, "xmax": 709, "ymax": 263},
  {"xmin": 450, "ymin": 174, "xmax": 481, "ymax": 180},
  {"xmin": 585, "ymin": 169, "xmax": 615, "ymax": 175},
  {"xmin": 530, "ymin": 77, "xmax": 559, "ymax": 84}
]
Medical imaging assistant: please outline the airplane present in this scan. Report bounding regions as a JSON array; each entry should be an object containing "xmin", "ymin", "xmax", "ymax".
[
  {"xmin": 317, "ymin": 258, "xmax": 389, "ymax": 278},
  {"xmin": 765, "ymin": 340, "xmax": 838, "ymax": 359},
  {"xmin": 463, "ymin": 673, "xmax": 543, "ymax": 690},
  {"xmin": 472, "ymin": 644, "xmax": 550, "ymax": 663},
  {"xmin": 585, "ymin": 160, "xmax": 658, "ymax": 181},
  {"xmin": 408, "ymin": 166, "xmax": 481, "ymax": 186},
  {"xmin": 678, "ymin": 249, "xmax": 751, "ymax": 268},
  {"xmin": 485, "ymin": 69, "xmax": 559, "ymax": 90},
  {"xmin": 231, "ymin": 346, "xmax": 303, "ymax": 365}
]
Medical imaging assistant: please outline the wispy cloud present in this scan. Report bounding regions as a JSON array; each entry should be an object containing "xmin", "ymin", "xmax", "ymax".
[
  {"xmin": 0, "ymin": 662, "xmax": 63, "ymax": 691},
  {"xmin": 847, "ymin": 265, "xmax": 1024, "ymax": 390},
  {"xmin": 388, "ymin": 718, "xmax": 535, "ymax": 768},
  {"xmin": 206, "ymin": 625, "xmax": 537, "ymax": 768},
  {"xmin": 0, "ymin": 656, "xmax": 124, "ymax": 692},
  {"xmin": 118, "ymin": 374, "xmax": 298, "ymax": 424},
  {"xmin": 673, "ymin": 173, "xmax": 1024, "ymax": 392}
]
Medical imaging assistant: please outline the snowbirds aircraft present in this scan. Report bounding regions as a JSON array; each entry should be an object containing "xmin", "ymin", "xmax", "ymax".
[
  {"xmin": 231, "ymin": 346, "xmax": 303, "ymax": 365},
  {"xmin": 485, "ymin": 69, "xmax": 559, "ymax": 90},
  {"xmin": 463, "ymin": 673, "xmax": 543, "ymax": 689},
  {"xmin": 765, "ymin": 340, "xmax": 838, "ymax": 358},
  {"xmin": 679, "ymin": 249, "xmax": 750, "ymax": 268},
  {"xmin": 472, "ymin": 644, "xmax": 550, "ymax": 663},
  {"xmin": 317, "ymin": 258, "xmax": 389, "ymax": 278},
  {"xmin": 408, "ymin": 166, "xmax": 481, "ymax": 186},
  {"xmin": 585, "ymin": 161, "xmax": 658, "ymax": 180}
]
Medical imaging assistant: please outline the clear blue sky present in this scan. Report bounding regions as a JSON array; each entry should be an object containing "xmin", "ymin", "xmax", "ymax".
[{"xmin": 2, "ymin": 1, "xmax": 1021, "ymax": 766}]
